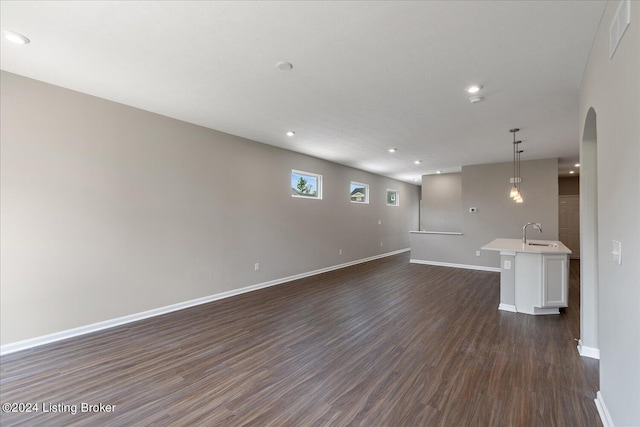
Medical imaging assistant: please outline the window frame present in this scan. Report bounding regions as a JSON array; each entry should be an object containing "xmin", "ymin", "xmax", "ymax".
[
  {"xmin": 386, "ymin": 189, "xmax": 400, "ymax": 206},
  {"xmin": 350, "ymin": 181, "xmax": 370, "ymax": 204},
  {"xmin": 291, "ymin": 169, "xmax": 323, "ymax": 200}
]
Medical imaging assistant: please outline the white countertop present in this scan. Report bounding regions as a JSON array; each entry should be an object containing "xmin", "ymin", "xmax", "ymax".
[
  {"xmin": 481, "ymin": 238, "xmax": 572, "ymax": 255},
  {"xmin": 409, "ymin": 231, "xmax": 463, "ymax": 235}
]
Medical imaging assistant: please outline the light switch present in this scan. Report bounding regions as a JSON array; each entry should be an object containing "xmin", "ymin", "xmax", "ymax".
[{"xmin": 612, "ymin": 240, "xmax": 622, "ymax": 265}]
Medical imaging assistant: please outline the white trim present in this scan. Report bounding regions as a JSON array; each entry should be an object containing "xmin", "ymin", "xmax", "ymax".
[
  {"xmin": 595, "ymin": 391, "xmax": 613, "ymax": 427},
  {"xmin": 350, "ymin": 181, "xmax": 369, "ymax": 204},
  {"xmin": 409, "ymin": 259, "xmax": 500, "ymax": 272},
  {"xmin": 386, "ymin": 188, "xmax": 399, "ymax": 206},
  {"xmin": 0, "ymin": 248, "xmax": 410, "ymax": 356},
  {"xmin": 577, "ymin": 339, "xmax": 601, "ymax": 359},
  {"xmin": 531, "ymin": 307, "xmax": 560, "ymax": 315},
  {"xmin": 291, "ymin": 169, "xmax": 323, "ymax": 199},
  {"xmin": 498, "ymin": 303, "xmax": 517, "ymax": 313}
]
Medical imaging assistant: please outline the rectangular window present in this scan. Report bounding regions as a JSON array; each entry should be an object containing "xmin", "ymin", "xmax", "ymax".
[
  {"xmin": 387, "ymin": 189, "xmax": 399, "ymax": 206},
  {"xmin": 350, "ymin": 181, "xmax": 369, "ymax": 203},
  {"xmin": 291, "ymin": 170, "xmax": 322, "ymax": 199}
]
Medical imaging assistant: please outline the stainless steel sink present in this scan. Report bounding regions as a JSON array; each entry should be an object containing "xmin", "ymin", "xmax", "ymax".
[{"xmin": 528, "ymin": 242, "xmax": 559, "ymax": 247}]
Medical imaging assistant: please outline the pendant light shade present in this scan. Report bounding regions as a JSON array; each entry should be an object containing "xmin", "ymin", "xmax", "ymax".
[{"xmin": 509, "ymin": 128, "xmax": 523, "ymax": 203}]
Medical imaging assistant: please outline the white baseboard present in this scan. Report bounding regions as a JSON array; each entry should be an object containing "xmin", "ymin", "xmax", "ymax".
[
  {"xmin": 498, "ymin": 303, "xmax": 517, "ymax": 312},
  {"xmin": 595, "ymin": 391, "xmax": 613, "ymax": 427},
  {"xmin": 577, "ymin": 339, "xmax": 600, "ymax": 359},
  {"xmin": 1, "ymin": 248, "xmax": 409, "ymax": 356},
  {"xmin": 532, "ymin": 307, "xmax": 560, "ymax": 315},
  {"xmin": 410, "ymin": 258, "xmax": 500, "ymax": 272}
]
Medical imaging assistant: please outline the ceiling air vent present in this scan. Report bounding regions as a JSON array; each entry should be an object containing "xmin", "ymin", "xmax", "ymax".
[{"xmin": 610, "ymin": 0, "xmax": 631, "ymax": 59}]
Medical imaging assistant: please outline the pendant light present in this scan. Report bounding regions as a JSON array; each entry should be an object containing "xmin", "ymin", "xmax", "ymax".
[
  {"xmin": 515, "ymin": 146, "xmax": 524, "ymax": 203},
  {"xmin": 509, "ymin": 128, "xmax": 523, "ymax": 203}
]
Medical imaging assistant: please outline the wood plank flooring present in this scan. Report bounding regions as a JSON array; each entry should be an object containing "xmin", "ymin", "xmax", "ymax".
[{"xmin": 0, "ymin": 253, "xmax": 600, "ymax": 426}]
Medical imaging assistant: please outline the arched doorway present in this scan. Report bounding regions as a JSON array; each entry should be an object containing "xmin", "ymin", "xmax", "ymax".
[{"xmin": 578, "ymin": 107, "xmax": 599, "ymax": 359}]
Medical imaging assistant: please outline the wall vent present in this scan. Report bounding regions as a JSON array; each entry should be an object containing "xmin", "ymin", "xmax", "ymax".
[{"xmin": 610, "ymin": 0, "xmax": 631, "ymax": 59}]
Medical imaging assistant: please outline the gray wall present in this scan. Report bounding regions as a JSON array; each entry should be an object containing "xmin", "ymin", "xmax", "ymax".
[
  {"xmin": 0, "ymin": 71, "xmax": 420, "ymax": 345},
  {"xmin": 411, "ymin": 158, "xmax": 559, "ymax": 268},
  {"xmin": 421, "ymin": 173, "xmax": 462, "ymax": 232},
  {"xmin": 579, "ymin": 1, "xmax": 640, "ymax": 424}
]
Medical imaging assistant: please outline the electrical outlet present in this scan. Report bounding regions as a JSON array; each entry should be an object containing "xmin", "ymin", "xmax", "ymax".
[
  {"xmin": 504, "ymin": 260, "xmax": 512, "ymax": 270},
  {"xmin": 380, "ymin": 242, "xmax": 383, "ymax": 247},
  {"xmin": 378, "ymin": 219, "xmax": 382, "ymax": 225},
  {"xmin": 476, "ymin": 250, "xmax": 480, "ymax": 257},
  {"xmin": 339, "ymin": 249, "xmax": 342, "ymax": 255},
  {"xmin": 254, "ymin": 262, "xmax": 259, "ymax": 271}
]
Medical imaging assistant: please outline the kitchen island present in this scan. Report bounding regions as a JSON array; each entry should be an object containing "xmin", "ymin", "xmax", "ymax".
[{"xmin": 482, "ymin": 238, "xmax": 572, "ymax": 315}]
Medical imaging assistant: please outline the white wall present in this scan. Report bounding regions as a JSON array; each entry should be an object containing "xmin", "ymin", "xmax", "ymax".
[
  {"xmin": 579, "ymin": 1, "xmax": 640, "ymax": 425},
  {"xmin": 0, "ymin": 71, "xmax": 420, "ymax": 346}
]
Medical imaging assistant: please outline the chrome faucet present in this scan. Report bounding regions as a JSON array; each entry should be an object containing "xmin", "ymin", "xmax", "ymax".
[{"xmin": 522, "ymin": 222, "xmax": 542, "ymax": 244}]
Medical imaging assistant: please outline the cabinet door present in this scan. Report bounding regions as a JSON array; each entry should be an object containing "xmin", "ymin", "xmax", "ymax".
[{"xmin": 541, "ymin": 255, "xmax": 568, "ymax": 307}]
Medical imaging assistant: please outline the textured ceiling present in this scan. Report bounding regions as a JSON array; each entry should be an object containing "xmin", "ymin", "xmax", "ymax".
[{"xmin": 1, "ymin": 1, "xmax": 606, "ymax": 182}]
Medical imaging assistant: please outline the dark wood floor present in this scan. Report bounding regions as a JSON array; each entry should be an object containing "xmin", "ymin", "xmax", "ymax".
[{"xmin": 1, "ymin": 253, "xmax": 600, "ymax": 426}]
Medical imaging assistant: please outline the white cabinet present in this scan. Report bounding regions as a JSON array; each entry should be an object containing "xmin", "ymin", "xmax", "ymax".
[
  {"xmin": 541, "ymin": 255, "xmax": 569, "ymax": 308},
  {"xmin": 482, "ymin": 238, "xmax": 572, "ymax": 316},
  {"xmin": 513, "ymin": 252, "xmax": 570, "ymax": 315}
]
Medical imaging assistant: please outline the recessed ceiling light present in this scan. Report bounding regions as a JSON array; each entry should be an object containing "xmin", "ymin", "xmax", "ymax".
[
  {"xmin": 277, "ymin": 61, "xmax": 293, "ymax": 71},
  {"xmin": 286, "ymin": 131, "xmax": 295, "ymax": 137},
  {"xmin": 2, "ymin": 30, "xmax": 30, "ymax": 45},
  {"xmin": 574, "ymin": 163, "xmax": 581, "ymax": 167},
  {"xmin": 569, "ymin": 170, "xmax": 575, "ymax": 174},
  {"xmin": 414, "ymin": 160, "xmax": 422, "ymax": 165},
  {"xmin": 388, "ymin": 148, "xmax": 397, "ymax": 153},
  {"xmin": 469, "ymin": 96, "xmax": 484, "ymax": 103},
  {"xmin": 413, "ymin": 178, "xmax": 419, "ymax": 182},
  {"xmin": 465, "ymin": 84, "xmax": 482, "ymax": 94},
  {"xmin": 437, "ymin": 170, "xmax": 442, "ymax": 174}
]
